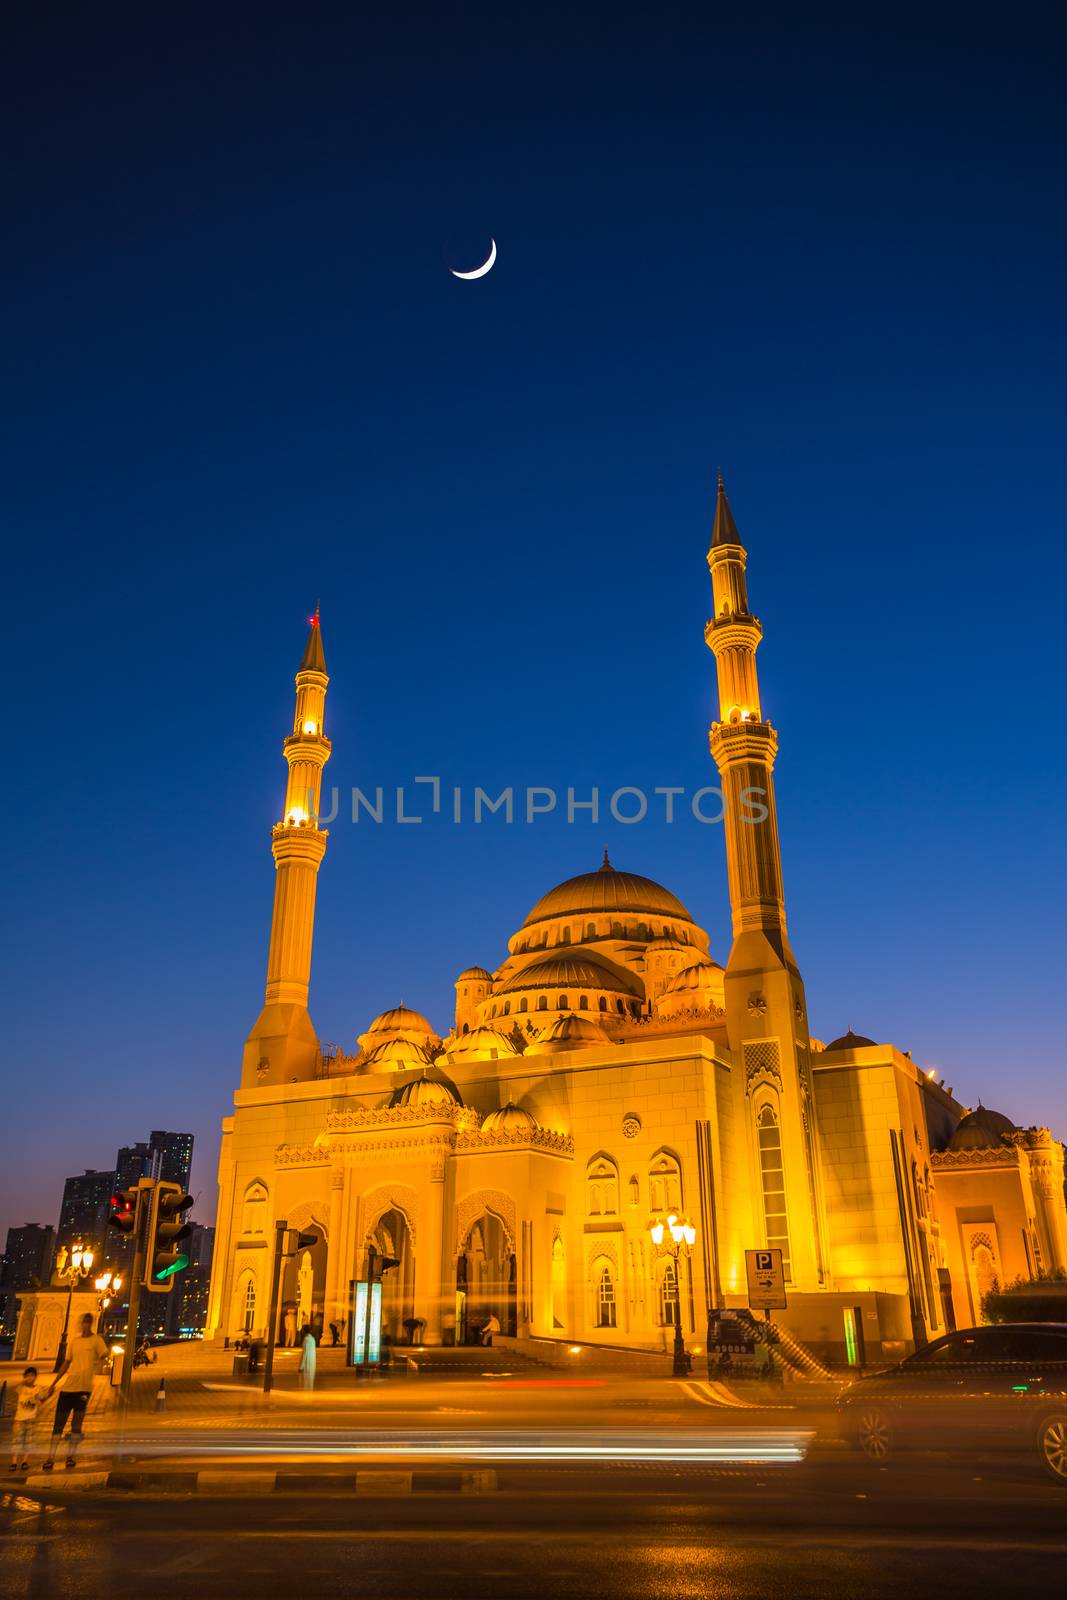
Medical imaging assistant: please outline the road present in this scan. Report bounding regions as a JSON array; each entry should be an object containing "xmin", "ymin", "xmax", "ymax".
[{"xmin": 2, "ymin": 1456, "xmax": 1065, "ymax": 1600}]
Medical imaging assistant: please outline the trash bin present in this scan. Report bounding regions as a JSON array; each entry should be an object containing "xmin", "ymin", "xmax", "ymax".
[{"xmin": 232, "ymin": 1353, "xmax": 250, "ymax": 1377}]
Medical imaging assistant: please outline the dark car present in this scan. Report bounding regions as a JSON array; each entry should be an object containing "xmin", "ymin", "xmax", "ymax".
[{"xmin": 837, "ymin": 1324, "xmax": 1067, "ymax": 1484}]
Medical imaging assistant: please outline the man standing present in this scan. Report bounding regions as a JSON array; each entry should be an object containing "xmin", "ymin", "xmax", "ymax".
[{"xmin": 43, "ymin": 1312, "xmax": 108, "ymax": 1471}]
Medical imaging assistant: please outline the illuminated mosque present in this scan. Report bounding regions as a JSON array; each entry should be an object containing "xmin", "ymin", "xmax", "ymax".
[{"xmin": 205, "ymin": 481, "xmax": 1067, "ymax": 1361}]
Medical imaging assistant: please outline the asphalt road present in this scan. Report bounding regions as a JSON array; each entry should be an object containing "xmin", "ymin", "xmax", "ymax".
[{"xmin": 2, "ymin": 1456, "xmax": 1065, "ymax": 1600}]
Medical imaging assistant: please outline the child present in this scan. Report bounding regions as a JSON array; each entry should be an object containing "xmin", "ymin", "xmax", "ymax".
[{"xmin": 9, "ymin": 1366, "xmax": 47, "ymax": 1473}]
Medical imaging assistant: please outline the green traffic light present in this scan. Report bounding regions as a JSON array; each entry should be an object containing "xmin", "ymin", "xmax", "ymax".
[{"xmin": 154, "ymin": 1252, "xmax": 190, "ymax": 1281}]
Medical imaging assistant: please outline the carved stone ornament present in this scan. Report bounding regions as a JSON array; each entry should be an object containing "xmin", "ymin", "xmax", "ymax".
[
  {"xmin": 622, "ymin": 1114, "xmax": 641, "ymax": 1139},
  {"xmin": 747, "ymin": 993, "xmax": 767, "ymax": 1017}
]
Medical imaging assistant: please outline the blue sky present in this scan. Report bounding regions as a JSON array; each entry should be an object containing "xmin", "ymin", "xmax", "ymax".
[{"xmin": 2, "ymin": 3, "xmax": 1065, "ymax": 1239}]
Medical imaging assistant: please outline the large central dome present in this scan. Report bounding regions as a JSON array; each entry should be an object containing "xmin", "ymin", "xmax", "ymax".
[{"xmin": 521, "ymin": 851, "xmax": 696, "ymax": 930}]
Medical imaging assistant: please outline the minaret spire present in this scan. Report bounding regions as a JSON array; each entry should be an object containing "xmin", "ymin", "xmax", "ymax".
[
  {"xmin": 704, "ymin": 478, "xmax": 825, "ymax": 1290},
  {"xmin": 242, "ymin": 610, "xmax": 333, "ymax": 1087}
]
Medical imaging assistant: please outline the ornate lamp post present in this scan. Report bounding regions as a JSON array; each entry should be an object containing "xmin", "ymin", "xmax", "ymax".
[
  {"xmin": 53, "ymin": 1242, "xmax": 95, "ymax": 1369},
  {"xmin": 648, "ymin": 1213, "xmax": 696, "ymax": 1377},
  {"xmin": 94, "ymin": 1269, "xmax": 123, "ymax": 1332}
]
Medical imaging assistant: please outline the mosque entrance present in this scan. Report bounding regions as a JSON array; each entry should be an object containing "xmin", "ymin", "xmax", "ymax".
[
  {"xmin": 364, "ymin": 1207, "xmax": 415, "ymax": 1345},
  {"xmin": 456, "ymin": 1212, "xmax": 516, "ymax": 1343},
  {"xmin": 280, "ymin": 1223, "xmax": 327, "ymax": 1344}
]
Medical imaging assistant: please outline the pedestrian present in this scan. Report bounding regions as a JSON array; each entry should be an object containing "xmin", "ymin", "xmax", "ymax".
[
  {"xmin": 43, "ymin": 1313, "xmax": 109, "ymax": 1471},
  {"xmin": 480, "ymin": 1312, "xmax": 501, "ymax": 1347},
  {"xmin": 299, "ymin": 1323, "xmax": 317, "ymax": 1390},
  {"xmin": 328, "ymin": 1320, "xmax": 339, "ymax": 1347},
  {"xmin": 9, "ymin": 1367, "xmax": 48, "ymax": 1474}
]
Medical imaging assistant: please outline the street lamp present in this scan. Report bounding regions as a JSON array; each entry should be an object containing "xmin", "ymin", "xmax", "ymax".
[
  {"xmin": 53, "ymin": 1242, "xmax": 96, "ymax": 1370},
  {"xmin": 648, "ymin": 1213, "xmax": 696, "ymax": 1377},
  {"xmin": 94, "ymin": 1269, "xmax": 123, "ymax": 1312}
]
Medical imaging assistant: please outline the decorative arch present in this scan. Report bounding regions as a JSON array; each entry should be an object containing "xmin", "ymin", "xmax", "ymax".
[
  {"xmin": 648, "ymin": 1148, "xmax": 683, "ymax": 1213},
  {"xmin": 586, "ymin": 1152, "xmax": 620, "ymax": 1217},
  {"xmin": 361, "ymin": 1184, "xmax": 420, "ymax": 1249},
  {"xmin": 285, "ymin": 1200, "xmax": 329, "ymax": 1239},
  {"xmin": 456, "ymin": 1189, "xmax": 517, "ymax": 1255},
  {"xmin": 241, "ymin": 1179, "xmax": 269, "ymax": 1236}
]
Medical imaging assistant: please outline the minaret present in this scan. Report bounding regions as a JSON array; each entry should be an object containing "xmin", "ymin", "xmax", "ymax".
[
  {"xmin": 242, "ymin": 607, "xmax": 332, "ymax": 1088},
  {"xmin": 705, "ymin": 478, "xmax": 825, "ymax": 1289}
]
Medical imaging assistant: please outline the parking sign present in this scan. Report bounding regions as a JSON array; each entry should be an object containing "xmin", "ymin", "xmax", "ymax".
[{"xmin": 745, "ymin": 1248, "xmax": 787, "ymax": 1310}]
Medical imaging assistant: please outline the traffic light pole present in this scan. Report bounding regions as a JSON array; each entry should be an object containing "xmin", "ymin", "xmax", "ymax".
[
  {"xmin": 261, "ymin": 1220, "xmax": 288, "ymax": 1395},
  {"xmin": 119, "ymin": 1182, "xmax": 151, "ymax": 1406}
]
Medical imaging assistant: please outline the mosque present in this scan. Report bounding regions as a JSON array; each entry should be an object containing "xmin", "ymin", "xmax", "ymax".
[{"xmin": 205, "ymin": 481, "xmax": 1067, "ymax": 1362}]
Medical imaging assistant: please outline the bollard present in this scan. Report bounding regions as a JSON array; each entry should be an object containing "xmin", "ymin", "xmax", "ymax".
[{"xmin": 155, "ymin": 1376, "xmax": 166, "ymax": 1413}]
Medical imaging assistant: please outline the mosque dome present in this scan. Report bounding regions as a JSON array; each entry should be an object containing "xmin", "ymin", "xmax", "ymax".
[
  {"xmin": 361, "ymin": 1037, "xmax": 435, "ymax": 1072},
  {"xmin": 389, "ymin": 1074, "xmax": 462, "ymax": 1110},
  {"xmin": 496, "ymin": 956, "xmax": 636, "ymax": 998},
  {"xmin": 481, "ymin": 1103, "xmax": 537, "ymax": 1134},
  {"xmin": 456, "ymin": 966, "xmax": 493, "ymax": 983},
  {"xmin": 949, "ymin": 1106, "xmax": 1017, "ymax": 1152},
  {"xmin": 521, "ymin": 852, "xmax": 696, "ymax": 931},
  {"xmin": 656, "ymin": 957, "xmax": 726, "ymax": 1019},
  {"xmin": 358, "ymin": 1004, "xmax": 439, "ymax": 1055},
  {"xmin": 444, "ymin": 1025, "xmax": 520, "ymax": 1062},
  {"xmin": 824, "ymin": 1029, "xmax": 878, "ymax": 1052},
  {"xmin": 525, "ymin": 1013, "xmax": 614, "ymax": 1055}
]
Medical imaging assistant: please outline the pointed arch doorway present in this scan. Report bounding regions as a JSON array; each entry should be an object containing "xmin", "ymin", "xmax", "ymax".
[
  {"xmin": 456, "ymin": 1211, "xmax": 516, "ymax": 1344},
  {"xmin": 364, "ymin": 1207, "xmax": 415, "ymax": 1344}
]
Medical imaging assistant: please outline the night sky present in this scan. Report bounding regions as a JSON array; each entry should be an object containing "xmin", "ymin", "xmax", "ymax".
[{"xmin": 2, "ymin": 4, "xmax": 1065, "ymax": 1241}]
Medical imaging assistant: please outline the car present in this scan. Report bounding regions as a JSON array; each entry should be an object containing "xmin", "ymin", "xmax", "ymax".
[{"xmin": 837, "ymin": 1323, "xmax": 1067, "ymax": 1485}]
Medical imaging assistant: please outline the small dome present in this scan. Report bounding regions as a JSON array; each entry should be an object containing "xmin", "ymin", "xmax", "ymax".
[
  {"xmin": 358, "ymin": 1004, "xmax": 439, "ymax": 1054},
  {"xmin": 361, "ymin": 1037, "xmax": 434, "ymax": 1072},
  {"xmin": 525, "ymin": 1013, "xmax": 614, "ymax": 1055},
  {"xmin": 949, "ymin": 1106, "xmax": 1017, "ymax": 1152},
  {"xmin": 444, "ymin": 1025, "xmax": 520, "ymax": 1062},
  {"xmin": 664, "ymin": 958, "xmax": 723, "ymax": 993},
  {"xmin": 389, "ymin": 1074, "xmax": 462, "ymax": 1110},
  {"xmin": 456, "ymin": 966, "xmax": 493, "ymax": 983},
  {"xmin": 496, "ymin": 956, "xmax": 636, "ymax": 997},
  {"xmin": 824, "ymin": 1029, "xmax": 877, "ymax": 1052},
  {"xmin": 481, "ymin": 1103, "xmax": 537, "ymax": 1134}
]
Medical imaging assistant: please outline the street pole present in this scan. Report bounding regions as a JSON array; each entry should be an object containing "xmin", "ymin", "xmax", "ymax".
[
  {"xmin": 54, "ymin": 1281, "xmax": 75, "ymax": 1373},
  {"xmin": 262, "ymin": 1220, "xmax": 287, "ymax": 1395},
  {"xmin": 672, "ymin": 1260, "xmax": 688, "ymax": 1377},
  {"xmin": 119, "ymin": 1184, "xmax": 151, "ymax": 1406}
]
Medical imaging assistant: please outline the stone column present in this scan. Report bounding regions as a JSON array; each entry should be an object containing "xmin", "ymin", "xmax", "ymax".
[{"xmin": 416, "ymin": 1157, "xmax": 448, "ymax": 1345}]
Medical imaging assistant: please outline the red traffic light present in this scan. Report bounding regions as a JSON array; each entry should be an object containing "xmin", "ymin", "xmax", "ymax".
[{"xmin": 108, "ymin": 1188, "xmax": 138, "ymax": 1235}]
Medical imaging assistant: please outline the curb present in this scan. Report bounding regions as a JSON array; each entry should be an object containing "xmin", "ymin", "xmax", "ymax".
[{"xmin": 20, "ymin": 1466, "xmax": 499, "ymax": 1496}]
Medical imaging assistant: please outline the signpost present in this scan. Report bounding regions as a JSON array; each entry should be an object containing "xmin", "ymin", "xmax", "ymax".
[{"xmin": 745, "ymin": 1248, "xmax": 787, "ymax": 1313}]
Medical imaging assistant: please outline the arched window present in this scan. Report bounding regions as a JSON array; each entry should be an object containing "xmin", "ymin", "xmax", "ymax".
[
  {"xmin": 503, "ymin": 1000, "xmax": 511, "ymax": 1016},
  {"xmin": 558, "ymin": 994, "xmax": 568, "ymax": 1010},
  {"xmin": 242, "ymin": 1183, "xmax": 267, "ymax": 1236},
  {"xmin": 628, "ymin": 1175, "xmax": 639, "ymax": 1207},
  {"xmin": 596, "ymin": 1267, "xmax": 617, "ymax": 1328},
  {"xmin": 537, "ymin": 994, "xmax": 548, "ymax": 1011},
  {"xmin": 561, "ymin": 927, "xmax": 571, "ymax": 945},
  {"xmin": 579, "ymin": 994, "xmax": 588, "ymax": 1009},
  {"xmin": 756, "ymin": 1104, "xmax": 791, "ymax": 1279},
  {"xmin": 586, "ymin": 923, "xmax": 596, "ymax": 939},
  {"xmin": 587, "ymin": 1155, "xmax": 619, "ymax": 1216},
  {"xmin": 659, "ymin": 1260, "xmax": 678, "ymax": 1326},
  {"xmin": 598, "ymin": 996, "xmax": 608, "ymax": 1012},
  {"xmin": 462, "ymin": 1022, "xmax": 469, "ymax": 1034},
  {"xmin": 243, "ymin": 1277, "xmax": 256, "ymax": 1332},
  {"xmin": 616, "ymin": 999, "xmax": 625, "ymax": 1015},
  {"xmin": 519, "ymin": 997, "xmax": 528, "ymax": 1013},
  {"xmin": 648, "ymin": 1152, "xmax": 682, "ymax": 1214}
]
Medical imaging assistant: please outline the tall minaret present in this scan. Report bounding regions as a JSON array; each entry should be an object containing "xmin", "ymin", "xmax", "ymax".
[
  {"xmin": 705, "ymin": 478, "xmax": 825, "ymax": 1289},
  {"xmin": 242, "ymin": 607, "xmax": 332, "ymax": 1088}
]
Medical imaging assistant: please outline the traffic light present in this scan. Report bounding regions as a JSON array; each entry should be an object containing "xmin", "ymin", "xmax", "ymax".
[
  {"xmin": 145, "ymin": 1181, "xmax": 194, "ymax": 1292},
  {"xmin": 108, "ymin": 1187, "xmax": 139, "ymax": 1240}
]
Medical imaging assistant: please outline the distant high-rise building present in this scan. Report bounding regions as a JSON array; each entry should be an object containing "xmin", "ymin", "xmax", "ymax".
[
  {"xmin": 114, "ymin": 1141, "xmax": 153, "ymax": 1190},
  {"xmin": 149, "ymin": 1130, "xmax": 194, "ymax": 1189},
  {"xmin": 167, "ymin": 1223, "xmax": 215, "ymax": 1337},
  {"xmin": 56, "ymin": 1170, "xmax": 114, "ymax": 1261},
  {"xmin": 0, "ymin": 1224, "xmax": 55, "ymax": 1336}
]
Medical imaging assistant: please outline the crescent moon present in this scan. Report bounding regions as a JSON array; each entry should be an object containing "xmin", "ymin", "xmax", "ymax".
[{"xmin": 450, "ymin": 239, "xmax": 497, "ymax": 280}]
